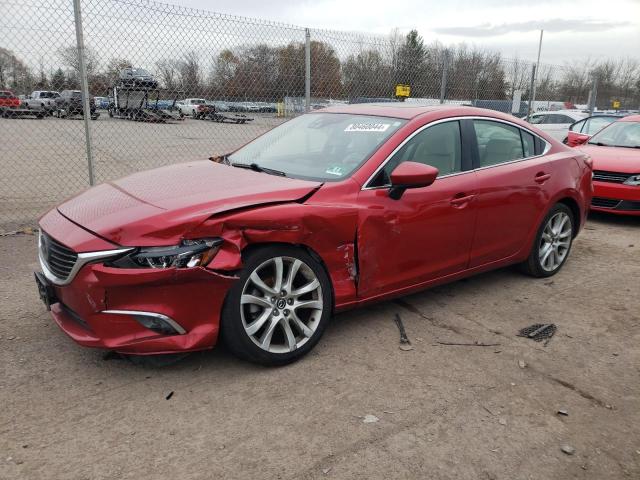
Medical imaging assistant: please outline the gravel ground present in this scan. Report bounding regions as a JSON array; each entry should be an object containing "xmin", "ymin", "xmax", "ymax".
[
  {"xmin": 0, "ymin": 211, "xmax": 638, "ymax": 479},
  {"xmin": 0, "ymin": 113, "xmax": 285, "ymax": 232}
]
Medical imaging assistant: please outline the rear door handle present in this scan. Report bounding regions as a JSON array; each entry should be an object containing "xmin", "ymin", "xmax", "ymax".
[
  {"xmin": 535, "ymin": 172, "xmax": 551, "ymax": 183},
  {"xmin": 450, "ymin": 193, "xmax": 476, "ymax": 207}
]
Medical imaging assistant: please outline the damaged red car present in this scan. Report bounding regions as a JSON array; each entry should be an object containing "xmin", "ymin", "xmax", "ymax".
[{"xmin": 36, "ymin": 105, "xmax": 592, "ymax": 365}]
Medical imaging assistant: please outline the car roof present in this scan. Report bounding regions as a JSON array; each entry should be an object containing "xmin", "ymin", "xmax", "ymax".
[
  {"xmin": 619, "ymin": 114, "xmax": 640, "ymax": 122},
  {"xmin": 318, "ymin": 103, "xmax": 520, "ymax": 121}
]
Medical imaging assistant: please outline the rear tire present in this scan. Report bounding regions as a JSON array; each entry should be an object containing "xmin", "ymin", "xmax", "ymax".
[
  {"xmin": 221, "ymin": 245, "xmax": 332, "ymax": 366},
  {"xmin": 521, "ymin": 203, "xmax": 574, "ymax": 277}
]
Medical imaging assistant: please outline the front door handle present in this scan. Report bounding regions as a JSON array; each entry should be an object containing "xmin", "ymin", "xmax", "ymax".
[
  {"xmin": 535, "ymin": 172, "xmax": 551, "ymax": 183},
  {"xmin": 450, "ymin": 193, "xmax": 476, "ymax": 207}
]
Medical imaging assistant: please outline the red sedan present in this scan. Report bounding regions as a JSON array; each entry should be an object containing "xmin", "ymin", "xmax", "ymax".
[
  {"xmin": 36, "ymin": 105, "xmax": 592, "ymax": 365},
  {"xmin": 0, "ymin": 90, "xmax": 21, "ymax": 109},
  {"xmin": 568, "ymin": 115, "xmax": 640, "ymax": 215}
]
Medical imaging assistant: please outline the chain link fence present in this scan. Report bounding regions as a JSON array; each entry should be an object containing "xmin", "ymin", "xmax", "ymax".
[{"xmin": 2, "ymin": 0, "xmax": 640, "ymax": 231}]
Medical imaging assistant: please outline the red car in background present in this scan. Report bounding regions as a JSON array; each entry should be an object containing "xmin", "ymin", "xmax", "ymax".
[
  {"xmin": 569, "ymin": 115, "xmax": 640, "ymax": 215},
  {"xmin": 0, "ymin": 90, "xmax": 21, "ymax": 108},
  {"xmin": 35, "ymin": 105, "xmax": 592, "ymax": 365}
]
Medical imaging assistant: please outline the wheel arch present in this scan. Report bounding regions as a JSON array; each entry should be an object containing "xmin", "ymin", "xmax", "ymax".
[
  {"xmin": 195, "ymin": 202, "xmax": 361, "ymax": 308},
  {"xmin": 556, "ymin": 196, "xmax": 581, "ymax": 238}
]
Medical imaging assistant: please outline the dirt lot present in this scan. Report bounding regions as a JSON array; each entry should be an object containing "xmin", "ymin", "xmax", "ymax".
[
  {"xmin": 1, "ymin": 212, "xmax": 639, "ymax": 480},
  {"xmin": 0, "ymin": 113, "xmax": 284, "ymax": 232}
]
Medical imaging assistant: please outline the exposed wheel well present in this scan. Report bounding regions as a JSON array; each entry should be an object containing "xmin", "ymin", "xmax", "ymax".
[{"xmin": 557, "ymin": 197, "xmax": 581, "ymax": 237}]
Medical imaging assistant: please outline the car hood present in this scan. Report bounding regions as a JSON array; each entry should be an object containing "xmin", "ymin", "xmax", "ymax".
[
  {"xmin": 57, "ymin": 161, "xmax": 321, "ymax": 246},
  {"xmin": 577, "ymin": 144, "xmax": 640, "ymax": 173}
]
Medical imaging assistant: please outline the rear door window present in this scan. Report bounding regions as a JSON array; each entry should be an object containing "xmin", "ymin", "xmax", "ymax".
[{"xmin": 474, "ymin": 120, "xmax": 525, "ymax": 167}]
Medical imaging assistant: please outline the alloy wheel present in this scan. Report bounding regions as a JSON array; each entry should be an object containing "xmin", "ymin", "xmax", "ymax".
[
  {"xmin": 240, "ymin": 256, "xmax": 323, "ymax": 354},
  {"xmin": 538, "ymin": 211, "xmax": 572, "ymax": 272}
]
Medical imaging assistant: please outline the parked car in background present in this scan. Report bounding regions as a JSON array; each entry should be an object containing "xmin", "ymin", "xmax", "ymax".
[
  {"xmin": 565, "ymin": 114, "xmax": 625, "ymax": 145},
  {"xmin": 569, "ymin": 115, "xmax": 640, "ymax": 215},
  {"xmin": 54, "ymin": 90, "xmax": 97, "ymax": 118},
  {"xmin": 0, "ymin": 90, "xmax": 21, "ymax": 109},
  {"xmin": 176, "ymin": 98, "xmax": 207, "ymax": 117},
  {"xmin": 210, "ymin": 101, "xmax": 229, "ymax": 112},
  {"xmin": 226, "ymin": 101, "xmax": 245, "ymax": 112},
  {"xmin": 256, "ymin": 102, "xmax": 277, "ymax": 113},
  {"xmin": 528, "ymin": 110, "xmax": 588, "ymax": 142},
  {"xmin": 241, "ymin": 101, "xmax": 261, "ymax": 112},
  {"xmin": 118, "ymin": 68, "xmax": 158, "ymax": 89},
  {"xmin": 24, "ymin": 90, "xmax": 60, "ymax": 113},
  {"xmin": 35, "ymin": 105, "xmax": 591, "ymax": 366},
  {"xmin": 93, "ymin": 96, "xmax": 110, "ymax": 109}
]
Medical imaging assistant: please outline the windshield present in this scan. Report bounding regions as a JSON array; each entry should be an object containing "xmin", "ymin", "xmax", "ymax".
[
  {"xmin": 133, "ymin": 69, "xmax": 151, "ymax": 76},
  {"xmin": 228, "ymin": 113, "xmax": 406, "ymax": 181},
  {"xmin": 40, "ymin": 91, "xmax": 57, "ymax": 98},
  {"xmin": 589, "ymin": 121, "xmax": 640, "ymax": 148}
]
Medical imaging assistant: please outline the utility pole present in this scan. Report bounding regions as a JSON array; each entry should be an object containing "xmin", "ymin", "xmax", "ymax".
[
  {"xmin": 529, "ymin": 29, "xmax": 544, "ymax": 119},
  {"xmin": 72, "ymin": 0, "xmax": 95, "ymax": 186},
  {"xmin": 304, "ymin": 28, "xmax": 311, "ymax": 113}
]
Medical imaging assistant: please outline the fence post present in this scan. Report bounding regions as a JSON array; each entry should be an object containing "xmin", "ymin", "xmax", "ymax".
[
  {"xmin": 587, "ymin": 74, "xmax": 598, "ymax": 114},
  {"xmin": 73, "ymin": 0, "xmax": 95, "ymax": 186},
  {"xmin": 305, "ymin": 28, "xmax": 311, "ymax": 113},
  {"xmin": 439, "ymin": 50, "xmax": 448, "ymax": 104},
  {"xmin": 526, "ymin": 63, "xmax": 536, "ymax": 122}
]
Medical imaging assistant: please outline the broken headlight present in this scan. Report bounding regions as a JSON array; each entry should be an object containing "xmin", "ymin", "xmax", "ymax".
[{"xmin": 107, "ymin": 238, "xmax": 223, "ymax": 269}]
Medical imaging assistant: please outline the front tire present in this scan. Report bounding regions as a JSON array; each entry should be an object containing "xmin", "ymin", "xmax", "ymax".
[
  {"xmin": 521, "ymin": 203, "xmax": 574, "ymax": 277},
  {"xmin": 221, "ymin": 245, "xmax": 333, "ymax": 366}
]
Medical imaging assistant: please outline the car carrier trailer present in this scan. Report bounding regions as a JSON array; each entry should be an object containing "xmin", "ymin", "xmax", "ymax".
[
  {"xmin": 201, "ymin": 109, "xmax": 254, "ymax": 124},
  {"xmin": 108, "ymin": 86, "xmax": 183, "ymax": 122}
]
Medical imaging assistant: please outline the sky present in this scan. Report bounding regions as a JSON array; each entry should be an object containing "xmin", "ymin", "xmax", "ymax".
[{"xmin": 170, "ymin": 0, "xmax": 640, "ymax": 64}]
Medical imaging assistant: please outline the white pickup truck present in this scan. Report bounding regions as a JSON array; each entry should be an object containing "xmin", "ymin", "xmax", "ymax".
[
  {"xmin": 176, "ymin": 98, "xmax": 207, "ymax": 117},
  {"xmin": 24, "ymin": 91, "xmax": 60, "ymax": 113}
]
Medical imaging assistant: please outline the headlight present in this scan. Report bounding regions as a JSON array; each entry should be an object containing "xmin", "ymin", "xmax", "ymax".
[
  {"xmin": 623, "ymin": 174, "xmax": 640, "ymax": 186},
  {"xmin": 107, "ymin": 238, "xmax": 222, "ymax": 269}
]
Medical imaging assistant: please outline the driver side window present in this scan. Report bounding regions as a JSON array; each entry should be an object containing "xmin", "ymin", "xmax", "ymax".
[{"xmin": 371, "ymin": 121, "xmax": 462, "ymax": 186}]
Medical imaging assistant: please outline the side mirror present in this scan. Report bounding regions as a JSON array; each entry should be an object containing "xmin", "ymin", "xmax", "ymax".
[
  {"xmin": 388, "ymin": 161, "xmax": 439, "ymax": 200},
  {"xmin": 567, "ymin": 131, "xmax": 590, "ymax": 147}
]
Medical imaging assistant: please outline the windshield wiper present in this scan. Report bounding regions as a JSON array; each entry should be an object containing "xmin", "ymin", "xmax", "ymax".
[
  {"xmin": 588, "ymin": 142, "xmax": 611, "ymax": 147},
  {"xmin": 231, "ymin": 162, "xmax": 287, "ymax": 177}
]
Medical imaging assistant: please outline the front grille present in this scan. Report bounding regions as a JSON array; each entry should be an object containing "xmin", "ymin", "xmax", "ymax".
[
  {"xmin": 40, "ymin": 231, "xmax": 78, "ymax": 280},
  {"xmin": 592, "ymin": 170, "xmax": 631, "ymax": 183}
]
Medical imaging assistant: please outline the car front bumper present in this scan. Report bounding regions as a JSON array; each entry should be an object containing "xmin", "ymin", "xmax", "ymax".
[
  {"xmin": 591, "ymin": 181, "xmax": 640, "ymax": 216},
  {"xmin": 37, "ymin": 209, "xmax": 236, "ymax": 355}
]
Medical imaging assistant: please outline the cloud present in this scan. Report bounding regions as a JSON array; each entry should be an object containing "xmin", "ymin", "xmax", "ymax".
[{"xmin": 433, "ymin": 18, "xmax": 633, "ymax": 37}]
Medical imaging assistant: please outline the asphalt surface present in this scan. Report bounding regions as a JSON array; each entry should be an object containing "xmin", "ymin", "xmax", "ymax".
[{"xmin": 1, "ymin": 212, "xmax": 639, "ymax": 479}]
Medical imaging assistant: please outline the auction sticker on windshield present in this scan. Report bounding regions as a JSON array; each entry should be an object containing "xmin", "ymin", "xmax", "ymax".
[
  {"xmin": 344, "ymin": 123, "xmax": 391, "ymax": 132},
  {"xmin": 325, "ymin": 165, "xmax": 345, "ymax": 176}
]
